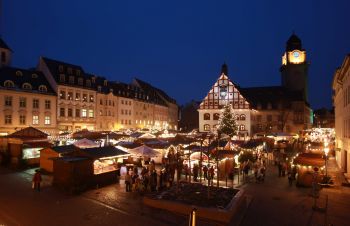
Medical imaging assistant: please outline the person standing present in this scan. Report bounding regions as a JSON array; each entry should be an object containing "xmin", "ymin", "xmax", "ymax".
[
  {"xmin": 32, "ymin": 169, "xmax": 42, "ymax": 192},
  {"xmin": 125, "ymin": 171, "xmax": 132, "ymax": 192},
  {"xmin": 203, "ymin": 165, "xmax": 208, "ymax": 181},
  {"xmin": 208, "ymin": 166, "xmax": 215, "ymax": 186}
]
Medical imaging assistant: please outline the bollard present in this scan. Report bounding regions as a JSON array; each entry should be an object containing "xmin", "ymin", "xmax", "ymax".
[{"xmin": 189, "ymin": 208, "xmax": 196, "ymax": 226}]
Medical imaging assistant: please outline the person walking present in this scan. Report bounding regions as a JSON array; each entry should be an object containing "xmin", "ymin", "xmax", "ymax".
[
  {"xmin": 193, "ymin": 164, "xmax": 199, "ymax": 182},
  {"xmin": 125, "ymin": 171, "xmax": 132, "ymax": 192},
  {"xmin": 203, "ymin": 165, "xmax": 208, "ymax": 181},
  {"xmin": 32, "ymin": 169, "xmax": 42, "ymax": 192},
  {"xmin": 287, "ymin": 171, "xmax": 293, "ymax": 186},
  {"xmin": 208, "ymin": 166, "xmax": 215, "ymax": 186}
]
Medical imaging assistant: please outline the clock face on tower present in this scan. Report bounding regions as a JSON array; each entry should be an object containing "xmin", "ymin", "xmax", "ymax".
[{"xmin": 293, "ymin": 51, "xmax": 300, "ymax": 58}]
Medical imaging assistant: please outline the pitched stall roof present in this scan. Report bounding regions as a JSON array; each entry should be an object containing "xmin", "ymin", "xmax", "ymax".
[
  {"xmin": 79, "ymin": 146, "xmax": 129, "ymax": 159},
  {"xmin": 51, "ymin": 145, "xmax": 79, "ymax": 154},
  {"xmin": 0, "ymin": 67, "xmax": 56, "ymax": 95},
  {"xmin": 7, "ymin": 127, "xmax": 48, "ymax": 139}
]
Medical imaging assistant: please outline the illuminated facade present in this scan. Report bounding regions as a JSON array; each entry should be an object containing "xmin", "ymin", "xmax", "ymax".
[
  {"xmin": 0, "ymin": 40, "xmax": 57, "ymax": 135},
  {"xmin": 198, "ymin": 34, "xmax": 312, "ymax": 136},
  {"xmin": 198, "ymin": 64, "xmax": 251, "ymax": 135},
  {"xmin": 332, "ymin": 54, "xmax": 350, "ymax": 173},
  {"xmin": 0, "ymin": 38, "xmax": 178, "ymax": 135}
]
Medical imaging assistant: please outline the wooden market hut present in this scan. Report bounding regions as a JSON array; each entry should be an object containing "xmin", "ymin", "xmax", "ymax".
[
  {"xmin": 1, "ymin": 127, "xmax": 52, "ymax": 167},
  {"xmin": 293, "ymin": 153, "xmax": 325, "ymax": 187},
  {"xmin": 40, "ymin": 145, "xmax": 78, "ymax": 173},
  {"xmin": 53, "ymin": 146, "xmax": 130, "ymax": 193}
]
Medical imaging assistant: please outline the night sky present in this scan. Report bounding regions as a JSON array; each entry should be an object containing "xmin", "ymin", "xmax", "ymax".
[{"xmin": 2, "ymin": 0, "xmax": 350, "ymax": 109}]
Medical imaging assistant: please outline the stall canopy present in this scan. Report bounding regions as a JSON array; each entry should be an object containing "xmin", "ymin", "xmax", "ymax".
[
  {"xmin": 138, "ymin": 133, "xmax": 157, "ymax": 139},
  {"xmin": 78, "ymin": 146, "xmax": 130, "ymax": 159},
  {"xmin": 128, "ymin": 145, "xmax": 159, "ymax": 157},
  {"xmin": 190, "ymin": 152, "xmax": 208, "ymax": 161},
  {"xmin": 293, "ymin": 153, "xmax": 325, "ymax": 168},
  {"xmin": 73, "ymin": 138, "xmax": 99, "ymax": 149}
]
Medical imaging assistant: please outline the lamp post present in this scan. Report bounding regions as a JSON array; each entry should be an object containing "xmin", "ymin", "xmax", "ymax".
[{"xmin": 324, "ymin": 146, "xmax": 329, "ymax": 179}]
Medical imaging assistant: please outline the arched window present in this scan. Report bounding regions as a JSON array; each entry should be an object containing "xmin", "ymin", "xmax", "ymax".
[
  {"xmin": 4, "ymin": 80, "xmax": 14, "ymax": 88},
  {"xmin": 16, "ymin": 71, "xmax": 23, "ymax": 76},
  {"xmin": 204, "ymin": 124, "xmax": 210, "ymax": 131},
  {"xmin": 213, "ymin": 113, "xmax": 220, "ymax": 120},
  {"xmin": 235, "ymin": 114, "xmax": 240, "ymax": 121},
  {"xmin": 22, "ymin": 83, "xmax": 32, "ymax": 90},
  {"xmin": 239, "ymin": 125, "xmax": 245, "ymax": 131},
  {"xmin": 38, "ymin": 85, "xmax": 47, "ymax": 92},
  {"xmin": 32, "ymin": 73, "xmax": 38, "ymax": 78},
  {"xmin": 240, "ymin": 114, "xmax": 246, "ymax": 121},
  {"xmin": 204, "ymin": 113, "xmax": 210, "ymax": 120}
]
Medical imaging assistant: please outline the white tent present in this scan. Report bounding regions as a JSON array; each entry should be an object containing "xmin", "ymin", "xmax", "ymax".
[
  {"xmin": 73, "ymin": 138, "xmax": 99, "ymax": 149},
  {"xmin": 139, "ymin": 133, "xmax": 157, "ymax": 139},
  {"xmin": 128, "ymin": 145, "xmax": 159, "ymax": 157}
]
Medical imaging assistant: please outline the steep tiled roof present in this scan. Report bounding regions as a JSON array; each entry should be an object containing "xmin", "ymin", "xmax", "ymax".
[
  {"xmin": 0, "ymin": 66, "xmax": 56, "ymax": 95},
  {"xmin": 0, "ymin": 38, "xmax": 12, "ymax": 51},
  {"xmin": 133, "ymin": 78, "xmax": 177, "ymax": 105},
  {"xmin": 41, "ymin": 57, "xmax": 95, "ymax": 90},
  {"xmin": 239, "ymin": 86, "xmax": 306, "ymax": 109}
]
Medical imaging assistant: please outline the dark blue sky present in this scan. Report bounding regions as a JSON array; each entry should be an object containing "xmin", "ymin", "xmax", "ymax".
[{"xmin": 2, "ymin": 0, "xmax": 350, "ymax": 109}]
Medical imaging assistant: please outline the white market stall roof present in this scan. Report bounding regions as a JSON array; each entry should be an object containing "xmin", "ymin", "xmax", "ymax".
[
  {"xmin": 128, "ymin": 145, "xmax": 159, "ymax": 157},
  {"xmin": 139, "ymin": 133, "xmax": 157, "ymax": 139},
  {"xmin": 190, "ymin": 151, "xmax": 208, "ymax": 161},
  {"xmin": 73, "ymin": 138, "xmax": 99, "ymax": 149}
]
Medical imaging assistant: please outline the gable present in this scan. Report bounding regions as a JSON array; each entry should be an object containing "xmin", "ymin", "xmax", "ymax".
[{"xmin": 199, "ymin": 74, "xmax": 250, "ymax": 110}]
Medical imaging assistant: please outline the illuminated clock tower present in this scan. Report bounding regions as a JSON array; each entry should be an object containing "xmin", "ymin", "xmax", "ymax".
[{"xmin": 280, "ymin": 33, "xmax": 309, "ymax": 102}]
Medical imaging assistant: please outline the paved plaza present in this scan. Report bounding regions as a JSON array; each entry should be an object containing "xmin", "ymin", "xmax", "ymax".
[{"xmin": 1, "ymin": 156, "xmax": 350, "ymax": 226}]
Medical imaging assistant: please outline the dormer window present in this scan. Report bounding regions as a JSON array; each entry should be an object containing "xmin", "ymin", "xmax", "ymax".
[
  {"xmin": 86, "ymin": 80, "xmax": 91, "ymax": 87},
  {"xmin": 97, "ymin": 86, "xmax": 102, "ymax": 92},
  {"xmin": 69, "ymin": 76, "xmax": 74, "ymax": 84},
  {"xmin": 67, "ymin": 67, "xmax": 72, "ymax": 75},
  {"xmin": 16, "ymin": 71, "xmax": 23, "ymax": 76},
  {"xmin": 110, "ymin": 88, "xmax": 113, "ymax": 93},
  {"xmin": 59, "ymin": 65, "xmax": 64, "ymax": 73},
  {"xmin": 22, "ymin": 83, "xmax": 32, "ymax": 90},
  {"xmin": 32, "ymin": 73, "xmax": 38, "ymax": 78},
  {"xmin": 38, "ymin": 85, "xmax": 47, "ymax": 92},
  {"xmin": 76, "ymin": 70, "xmax": 81, "ymax": 76},
  {"xmin": 60, "ymin": 74, "xmax": 65, "ymax": 82},
  {"xmin": 4, "ymin": 80, "xmax": 14, "ymax": 88},
  {"xmin": 104, "ymin": 80, "xmax": 108, "ymax": 86},
  {"xmin": 78, "ymin": 78, "xmax": 83, "ymax": 86},
  {"xmin": 91, "ymin": 77, "xmax": 96, "ymax": 83}
]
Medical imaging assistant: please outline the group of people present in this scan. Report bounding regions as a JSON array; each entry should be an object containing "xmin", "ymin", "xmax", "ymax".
[{"xmin": 183, "ymin": 164, "xmax": 215, "ymax": 184}]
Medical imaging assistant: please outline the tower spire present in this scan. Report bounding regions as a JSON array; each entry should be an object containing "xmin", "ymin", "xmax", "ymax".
[{"xmin": 221, "ymin": 62, "xmax": 228, "ymax": 75}]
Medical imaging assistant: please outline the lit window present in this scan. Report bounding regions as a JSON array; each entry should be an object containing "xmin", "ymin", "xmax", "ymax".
[
  {"xmin": 33, "ymin": 99, "xmax": 39, "ymax": 109},
  {"xmin": 32, "ymin": 115, "xmax": 39, "ymax": 125},
  {"xmin": 4, "ymin": 80, "xmax": 14, "ymax": 88},
  {"xmin": 240, "ymin": 125, "xmax": 245, "ymax": 131},
  {"xmin": 240, "ymin": 114, "xmax": 246, "ymax": 121},
  {"xmin": 19, "ymin": 98, "xmax": 26, "ymax": 108},
  {"xmin": 38, "ymin": 85, "xmax": 47, "ymax": 92},
  {"xmin": 44, "ymin": 116, "xmax": 51, "ymax": 125},
  {"xmin": 82, "ymin": 109, "xmax": 87, "ymax": 117},
  {"xmin": 204, "ymin": 124, "xmax": 210, "ymax": 131},
  {"xmin": 4, "ymin": 96, "xmax": 12, "ymax": 106},
  {"xmin": 89, "ymin": 95, "xmax": 94, "ymax": 102},
  {"xmin": 88, "ymin": 110, "xmax": 94, "ymax": 118},
  {"xmin": 22, "ymin": 83, "xmax": 32, "ymax": 90},
  {"xmin": 83, "ymin": 94, "xmax": 87, "ymax": 102},
  {"xmin": 19, "ymin": 115, "xmax": 26, "ymax": 125},
  {"xmin": 5, "ymin": 115, "xmax": 12, "ymax": 124}
]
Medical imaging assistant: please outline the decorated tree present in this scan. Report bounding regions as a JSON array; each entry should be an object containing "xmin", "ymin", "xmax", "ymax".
[
  {"xmin": 214, "ymin": 104, "xmax": 238, "ymax": 187},
  {"xmin": 217, "ymin": 104, "xmax": 237, "ymax": 138}
]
